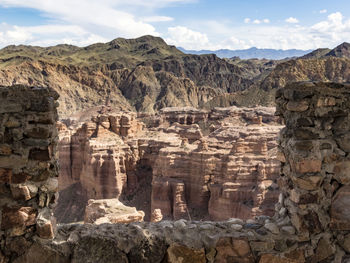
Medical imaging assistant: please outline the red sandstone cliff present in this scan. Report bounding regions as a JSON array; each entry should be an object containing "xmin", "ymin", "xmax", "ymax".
[{"xmin": 55, "ymin": 106, "xmax": 282, "ymax": 222}]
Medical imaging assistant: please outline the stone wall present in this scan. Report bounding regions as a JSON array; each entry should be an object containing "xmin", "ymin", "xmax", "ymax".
[
  {"xmin": 275, "ymin": 82, "xmax": 350, "ymax": 262},
  {"xmin": 0, "ymin": 85, "xmax": 59, "ymax": 262},
  {"xmin": 1, "ymin": 82, "xmax": 350, "ymax": 263}
]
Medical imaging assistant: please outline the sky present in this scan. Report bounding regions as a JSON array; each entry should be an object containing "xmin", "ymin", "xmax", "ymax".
[{"xmin": 0, "ymin": 0, "xmax": 350, "ymax": 50}]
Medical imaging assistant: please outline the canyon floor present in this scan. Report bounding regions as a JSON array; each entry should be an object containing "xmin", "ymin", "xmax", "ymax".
[{"xmin": 55, "ymin": 105, "xmax": 283, "ymax": 223}]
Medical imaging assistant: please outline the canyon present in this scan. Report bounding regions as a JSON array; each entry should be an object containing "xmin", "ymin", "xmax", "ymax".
[
  {"xmin": 1, "ymin": 38, "xmax": 350, "ymax": 261},
  {"xmin": 3, "ymin": 82, "xmax": 350, "ymax": 262},
  {"xmin": 55, "ymin": 105, "xmax": 282, "ymax": 223}
]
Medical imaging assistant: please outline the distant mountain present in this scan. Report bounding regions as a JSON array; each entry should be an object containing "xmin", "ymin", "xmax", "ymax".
[
  {"xmin": 300, "ymin": 48, "xmax": 331, "ymax": 59},
  {"xmin": 0, "ymin": 35, "xmax": 253, "ymax": 116},
  {"xmin": 299, "ymin": 42, "xmax": 350, "ymax": 60},
  {"xmin": 202, "ymin": 42, "xmax": 350, "ymax": 108},
  {"xmin": 178, "ymin": 47, "xmax": 312, "ymax": 60},
  {"xmin": 1, "ymin": 35, "xmax": 349, "ymax": 116},
  {"xmin": 325, "ymin": 42, "xmax": 350, "ymax": 59},
  {"xmin": 233, "ymin": 42, "xmax": 350, "ymax": 106}
]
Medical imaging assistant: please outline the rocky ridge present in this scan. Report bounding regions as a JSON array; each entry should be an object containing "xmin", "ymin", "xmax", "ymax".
[
  {"xmin": 1, "ymin": 37, "xmax": 349, "ymax": 117},
  {"xmin": 202, "ymin": 42, "xmax": 350, "ymax": 109},
  {"xmin": 0, "ymin": 36, "xmax": 253, "ymax": 117}
]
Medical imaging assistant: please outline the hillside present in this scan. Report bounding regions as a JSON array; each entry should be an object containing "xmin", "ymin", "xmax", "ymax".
[
  {"xmin": 259, "ymin": 42, "xmax": 350, "ymax": 94},
  {"xmin": 209, "ymin": 42, "xmax": 350, "ymax": 107},
  {"xmin": 0, "ymin": 35, "xmax": 183, "ymax": 67},
  {"xmin": 0, "ymin": 37, "xmax": 349, "ymax": 116},
  {"xmin": 0, "ymin": 35, "xmax": 255, "ymax": 117}
]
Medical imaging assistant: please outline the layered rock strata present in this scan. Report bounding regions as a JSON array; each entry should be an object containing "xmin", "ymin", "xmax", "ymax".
[
  {"xmin": 56, "ymin": 111, "xmax": 144, "ymax": 222},
  {"xmin": 56, "ymin": 105, "xmax": 282, "ymax": 222},
  {"xmin": 3, "ymin": 82, "xmax": 350, "ymax": 263},
  {"xmin": 150, "ymin": 124, "xmax": 281, "ymax": 221}
]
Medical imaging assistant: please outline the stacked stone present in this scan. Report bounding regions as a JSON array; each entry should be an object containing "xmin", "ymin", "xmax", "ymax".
[
  {"xmin": 275, "ymin": 81, "xmax": 350, "ymax": 262},
  {"xmin": 2, "ymin": 82, "xmax": 350, "ymax": 263},
  {"xmin": 0, "ymin": 85, "xmax": 59, "ymax": 262}
]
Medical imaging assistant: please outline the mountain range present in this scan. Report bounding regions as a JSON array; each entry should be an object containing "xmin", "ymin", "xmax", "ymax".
[
  {"xmin": 178, "ymin": 47, "xmax": 313, "ymax": 60},
  {"xmin": 0, "ymin": 36, "xmax": 252, "ymax": 117},
  {"xmin": 0, "ymin": 35, "xmax": 349, "ymax": 118}
]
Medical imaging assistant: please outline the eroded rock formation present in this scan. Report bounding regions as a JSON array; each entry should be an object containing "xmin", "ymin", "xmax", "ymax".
[
  {"xmin": 56, "ymin": 105, "xmax": 282, "ymax": 222},
  {"xmin": 84, "ymin": 199, "xmax": 144, "ymax": 224},
  {"xmin": 3, "ymin": 82, "xmax": 350, "ymax": 263}
]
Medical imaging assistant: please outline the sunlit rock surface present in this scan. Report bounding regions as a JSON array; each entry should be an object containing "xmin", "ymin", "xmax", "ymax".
[{"xmin": 56, "ymin": 106, "xmax": 282, "ymax": 222}]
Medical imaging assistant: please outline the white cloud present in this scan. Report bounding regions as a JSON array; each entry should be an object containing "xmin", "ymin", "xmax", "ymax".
[
  {"xmin": 142, "ymin": 16, "xmax": 174, "ymax": 22},
  {"xmin": 165, "ymin": 26, "xmax": 211, "ymax": 50},
  {"xmin": 310, "ymin": 12, "xmax": 347, "ymax": 44},
  {"xmin": 0, "ymin": 1, "xmax": 349, "ymax": 52},
  {"xmin": 236, "ymin": 12, "xmax": 350, "ymax": 50},
  {"xmin": 285, "ymin": 17, "xmax": 299, "ymax": 24},
  {"xmin": 115, "ymin": 0, "xmax": 197, "ymax": 8},
  {"xmin": 311, "ymin": 12, "xmax": 344, "ymax": 32},
  {"xmin": 0, "ymin": 0, "xmax": 192, "ymax": 47},
  {"xmin": 251, "ymin": 19, "xmax": 269, "ymax": 24},
  {"xmin": 226, "ymin": 36, "xmax": 250, "ymax": 49},
  {"xmin": 320, "ymin": 9, "xmax": 327, "ymax": 14},
  {"xmin": 170, "ymin": 12, "xmax": 350, "ymax": 50},
  {"xmin": 253, "ymin": 19, "xmax": 261, "ymax": 24},
  {"xmin": 4, "ymin": 26, "xmax": 32, "ymax": 43},
  {"xmin": 0, "ymin": 23, "xmax": 108, "ymax": 47}
]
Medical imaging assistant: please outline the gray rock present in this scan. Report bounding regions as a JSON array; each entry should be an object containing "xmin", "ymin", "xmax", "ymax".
[
  {"xmin": 264, "ymin": 222, "xmax": 279, "ymax": 234},
  {"xmin": 281, "ymin": 226, "xmax": 295, "ymax": 235},
  {"xmin": 230, "ymin": 224, "xmax": 243, "ymax": 231}
]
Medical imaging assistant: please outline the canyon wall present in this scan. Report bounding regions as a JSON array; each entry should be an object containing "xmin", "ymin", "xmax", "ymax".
[
  {"xmin": 56, "ymin": 105, "xmax": 282, "ymax": 222},
  {"xmin": 2, "ymin": 82, "xmax": 350, "ymax": 263},
  {"xmin": 56, "ymin": 110, "xmax": 145, "ymax": 222}
]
